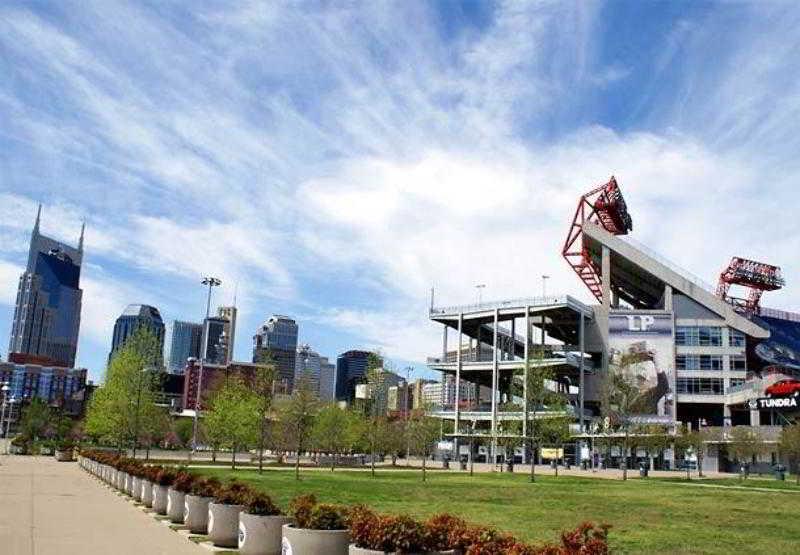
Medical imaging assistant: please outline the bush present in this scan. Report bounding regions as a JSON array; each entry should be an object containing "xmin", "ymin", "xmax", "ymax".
[
  {"xmin": 56, "ymin": 439, "xmax": 75, "ymax": 451},
  {"xmin": 189, "ymin": 477, "xmax": 220, "ymax": 498},
  {"xmin": 289, "ymin": 494, "xmax": 317, "ymax": 529},
  {"xmin": 171, "ymin": 471, "xmax": 195, "ymax": 493},
  {"xmin": 308, "ymin": 504, "xmax": 347, "ymax": 531},
  {"xmin": 213, "ymin": 481, "xmax": 250, "ymax": 505},
  {"xmin": 246, "ymin": 492, "xmax": 283, "ymax": 516},
  {"xmin": 347, "ymin": 505, "xmax": 380, "ymax": 547},
  {"xmin": 424, "ymin": 513, "xmax": 468, "ymax": 551},
  {"xmin": 153, "ymin": 467, "xmax": 178, "ymax": 486}
]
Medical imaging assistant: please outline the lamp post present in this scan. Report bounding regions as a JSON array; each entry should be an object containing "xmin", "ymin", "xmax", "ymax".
[
  {"xmin": 5, "ymin": 397, "xmax": 16, "ymax": 454},
  {"xmin": 0, "ymin": 383, "xmax": 9, "ymax": 453},
  {"xmin": 541, "ymin": 275, "xmax": 550, "ymax": 300},
  {"xmin": 191, "ymin": 276, "xmax": 221, "ymax": 458},
  {"xmin": 404, "ymin": 367, "xmax": 413, "ymax": 466}
]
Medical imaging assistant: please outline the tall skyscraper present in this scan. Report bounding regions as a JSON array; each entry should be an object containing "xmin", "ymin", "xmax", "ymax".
[
  {"xmin": 217, "ymin": 306, "xmax": 237, "ymax": 363},
  {"xmin": 252, "ymin": 315, "xmax": 298, "ymax": 389},
  {"xmin": 109, "ymin": 304, "xmax": 165, "ymax": 366},
  {"xmin": 9, "ymin": 205, "xmax": 84, "ymax": 368},
  {"xmin": 319, "ymin": 356, "xmax": 336, "ymax": 401},
  {"xmin": 334, "ymin": 350, "xmax": 371, "ymax": 402},
  {"xmin": 295, "ymin": 344, "xmax": 321, "ymax": 396},
  {"xmin": 203, "ymin": 316, "xmax": 229, "ymax": 365},
  {"xmin": 168, "ymin": 320, "xmax": 203, "ymax": 373}
]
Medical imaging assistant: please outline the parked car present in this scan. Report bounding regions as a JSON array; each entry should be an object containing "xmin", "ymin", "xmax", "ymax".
[{"xmin": 765, "ymin": 379, "xmax": 800, "ymax": 397}]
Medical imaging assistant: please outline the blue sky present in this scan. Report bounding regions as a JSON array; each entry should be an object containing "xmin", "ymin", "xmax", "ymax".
[{"xmin": 2, "ymin": 1, "xmax": 800, "ymax": 382}]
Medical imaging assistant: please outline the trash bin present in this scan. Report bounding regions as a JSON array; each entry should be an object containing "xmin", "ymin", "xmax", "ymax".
[
  {"xmin": 639, "ymin": 462, "xmax": 648, "ymax": 478},
  {"xmin": 581, "ymin": 460, "xmax": 589, "ymax": 471},
  {"xmin": 774, "ymin": 464, "xmax": 786, "ymax": 481},
  {"xmin": 443, "ymin": 457, "xmax": 450, "ymax": 470},
  {"xmin": 550, "ymin": 459, "xmax": 557, "ymax": 469},
  {"xmin": 460, "ymin": 456, "xmax": 468, "ymax": 471},
  {"xmin": 506, "ymin": 460, "xmax": 514, "ymax": 473}
]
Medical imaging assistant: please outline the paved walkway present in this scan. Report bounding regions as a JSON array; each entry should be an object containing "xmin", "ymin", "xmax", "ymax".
[{"xmin": 0, "ymin": 454, "xmax": 204, "ymax": 555}]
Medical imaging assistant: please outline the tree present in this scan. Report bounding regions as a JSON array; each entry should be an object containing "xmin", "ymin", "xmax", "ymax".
[
  {"xmin": 407, "ymin": 411, "xmax": 440, "ymax": 482},
  {"xmin": 203, "ymin": 376, "xmax": 260, "ymax": 469},
  {"xmin": 173, "ymin": 417, "xmax": 195, "ymax": 448},
  {"xmin": 539, "ymin": 415, "xmax": 572, "ymax": 477},
  {"xmin": 728, "ymin": 426, "xmax": 767, "ymax": 479},
  {"xmin": 253, "ymin": 350, "xmax": 278, "ymax": 473},
  {"xmin": 276, "ymin": 375, "xmax": 319, "ymax": 480},
  {"xmin": 19, "ymin": 398, "xmax": 51, "ymax": 441},
  {"xmin": 675, "ymin": 424, "xmax": 714, "ymax": 479},
  {"xmin": 599, "ymin": 351, "xmax": 644, "ymax": 481},
  {"xmin": 634, "ymin": 424, "xmax": 672, "ymax": 473},
  {"xmin": 312, "ymin": 404, "xmax": 358, "ymax": 471},
  {"xmin": 85, "ymin": 327, "xmax": 163, "ymax": 455},
  {"xmin": 779, "ymin": 423, "xmax": 800, "ymax": 485}
]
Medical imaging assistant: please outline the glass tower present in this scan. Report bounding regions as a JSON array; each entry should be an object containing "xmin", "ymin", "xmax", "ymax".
[
  {"xmin": 252, "ymin": 315, "xmax": 299, "ymax": 389},
  {"xmin": 168, "ymin": 320, "xmax": 203, "ymax": 373},
  {"xmin": 109, "ymin": 304, "xmax": 165, "ymax": 367},
  {"xmin": 8, "ymin": 205, "xmax": 84, "ymax": 368}
]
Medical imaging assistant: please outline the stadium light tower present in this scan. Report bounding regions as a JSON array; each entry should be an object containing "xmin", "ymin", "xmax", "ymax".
[{"xmin": 191, "ymin": 276, "xmax": 222, "ymax": 456}]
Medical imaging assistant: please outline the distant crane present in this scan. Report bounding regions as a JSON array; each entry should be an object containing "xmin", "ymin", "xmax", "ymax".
[
  {"xmin": 562, "ymin": 176, "xmax": 633, "ymax": 302},
  {"xmin": 716, "ymin": 256, "xmax": 784, "ymax": 313}
]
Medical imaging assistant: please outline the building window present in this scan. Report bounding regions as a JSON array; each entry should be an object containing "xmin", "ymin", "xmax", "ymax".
[
  {"xmin": 676, "ymin": 355, "xmax": 723, "ymax": 370},
  {"xmin": 676, "ymin": 326, "xmax": 722, "ymax": 346},
  {"xmin": 729, "ymin": 329, "xmax": 746, "ymax": 347},
  {"xmin": 728, "ymin": 378, "xmax": 745, "ymax": 390},
  {"xmin": 676, "ymin": 377, "xmax": 724, "ymax": 395},
  {"xmin": 730, "ymin": 355, "xmax": 747, "ymax": 371}
]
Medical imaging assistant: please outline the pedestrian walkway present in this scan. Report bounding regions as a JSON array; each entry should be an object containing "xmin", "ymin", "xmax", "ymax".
[{"xmin": 0, "ymin": 454, "xmax": 204, "ymax": 555}]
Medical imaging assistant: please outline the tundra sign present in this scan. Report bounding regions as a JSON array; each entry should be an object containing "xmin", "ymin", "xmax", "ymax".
[{"xmin": 748, "ymin": 397, "xmax": 799, "ymax": 410}]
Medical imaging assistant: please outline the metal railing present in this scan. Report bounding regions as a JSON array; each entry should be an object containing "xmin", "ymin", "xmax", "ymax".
[
  {"xmin": 430, "ymin": 295, "xmax": 566, "ymax": 316},
  {"xmin": 759, "ymin": 306, "xmax": 800, "ymax": 322}
]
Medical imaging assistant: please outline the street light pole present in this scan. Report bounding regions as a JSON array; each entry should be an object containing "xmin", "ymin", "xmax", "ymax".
[
  {"xmin": 404, "ymin": 366, "xmax": 413, "ymax": 466},
  {"xmin": 475, "ymin": 284, "xmax": 486, "ymax": 305},
  {"xmin": 0, "ymin": 383, "xmax": 8, "ymax": 454},
  {"xmin": 191, "ymin": 276, "xmax": 221, "ymax": 459}
]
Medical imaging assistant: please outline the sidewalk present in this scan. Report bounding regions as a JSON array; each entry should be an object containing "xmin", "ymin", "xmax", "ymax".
[{"xmin": 0, "ymin": 454, "xmax": 204, "ymax": 555}]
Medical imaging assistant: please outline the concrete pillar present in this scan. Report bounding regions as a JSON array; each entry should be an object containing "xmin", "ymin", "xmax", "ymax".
[
  {"xmin": 455, "ymin": 313, "xmax": 462, "ymax": 441},
  {"xmin": 442, "ymin": 325, "xmax": 448, "ymax": 360},
  {"xmin": 579, "ymin": 312, "xmax": 585, "ymax": 432},
  {"xmin": 664, "ymin": 284, "xmax": 673, "ymax": 311},
  {"xmin": 750, "ymin": 410, "xmax": 760, "ymax": 426},
  {"xmin": 491, "ymin": 308, "xmax": 499, "ymax": 464},
  {"xmin": 523, "ymin": 307, "xmax": 530, "ymax": 440},
  {"xmin": 723, "ymin": 404, "xmax": 732, "ymax": 427},
  {"xmin": 602, "ymin": 245, "xmax": 611, "ymax": 310}
]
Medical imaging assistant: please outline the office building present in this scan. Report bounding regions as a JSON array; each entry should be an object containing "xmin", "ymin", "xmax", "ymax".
[
  {"xmin": 295, "ymin": 344, "xmax": 321, "ymax": 395},
  {"xmin": 109, "ymin": 304, "xmax": 165, "ymax": 366},
  {"xmin": 412, "ymin": 378, "xmax": 437, "ymax": 409},
  {"xmin": 8, "ymin": 205, "xmax": 84, "ymax": 368},
  {"xmin": 217, "ymin": 306, "xmax": 237, "ymax": 363},
  {"xmin": 319, "ymin": 356, "xmax": 336, "ymax": 401},
  {"xmin": 167, "ymin": 320, "xmax": 202, "ymax": 373},
  {"xmin": 335, "ymin": 350, "xmax": 371, "ymax": 402},
  {"xmin": 203, "ymin": 316, "xmax": 229, "ymax": 365},
  {"xmin": 252, "ymin": 315, "xmax": 298, "ymax": 389}
]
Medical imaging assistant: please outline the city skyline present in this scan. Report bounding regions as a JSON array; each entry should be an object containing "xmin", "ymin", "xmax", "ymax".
[{"xmin": 2, "ymin": 2, "xmax": 800, "ymax": 381}]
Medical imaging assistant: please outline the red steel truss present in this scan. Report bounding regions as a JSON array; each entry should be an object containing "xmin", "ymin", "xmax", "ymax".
[
  {"xmin": 717, "ymin": 256, "xmax": 784, "ymax": 312},
  {"xmin": 562, "ymin": 176, "xmax": 633, "ymax": 301}
]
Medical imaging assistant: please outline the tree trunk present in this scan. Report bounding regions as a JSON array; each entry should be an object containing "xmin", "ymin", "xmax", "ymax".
[
  {"xmin": 422, "ymin": 455, "xmax": 427, "ymax": 482},
  {"xmin": 295, "ymin": 442, "xmax": 302, "ymax": 481},
  {"xmin": 530, "ymin": 441, "xmax": 536, "ymax": 483},
  {"xmin": 622, "ymin": 434, "xmax": 628, "ymax": 481},
  {"xmin": 145, "ymin": 445, "xmax": 150, "ymax": 461},
  {"xmin": 258, "ymin": 417, "xmax": 266, "ymax": 474},
  {"xmin": 331, "ymin": 453, "xmax": 335, "ymax": 472},
  {"xmin": 212, "ymin": 447, "xmax": 217, "ymax": 462},
  {"xmin": 232, "ymin": 448, "xmax": 236, "ymax": 470}
]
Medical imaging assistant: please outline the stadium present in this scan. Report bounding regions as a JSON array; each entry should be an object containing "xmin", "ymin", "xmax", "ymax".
[{"xmin": 428, "ymin": 177, "xmax": 800, "ymax": 473}]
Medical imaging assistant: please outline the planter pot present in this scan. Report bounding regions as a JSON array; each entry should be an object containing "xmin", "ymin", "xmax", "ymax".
[
  {"xmin": 184, "ymin": 495, "xmax": 212, "ymax": 533},
  {"xmin": 153, "ymin": 484, "xmax": 169, "ymax": 515},
  {"xmin": 208, "ymin": 502, "xmax": 246, "ymax": 547},
  {"xmin": 141, "ymin": 480, "xmax": 154, "ymax": 507},
  {"xmin": 117, "ymin": 472, "xmax": 127, "ymax": 491},
  {"xmin": 167, "ymin": 488, "xmax": 186, "ymax": 523},
  {"xmin": 132, "ymin": 477, "xmax": 142, "ymax": 501},
  {"xmin": 238, "ymin": 513, "xmax": 292, "ymax": 555},
  {"xmin": 349, "ymin": 548, "xmax": 456, "ymax": 555},
  {"xmin": 281, "ymin": 524, "xmax": 349, "ymax": 555},
  {"xmin": 126, "ymin": 475, "xmax": 135, "ymax": 496}
]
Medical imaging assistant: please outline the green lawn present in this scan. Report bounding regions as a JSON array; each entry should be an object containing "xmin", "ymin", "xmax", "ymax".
[
  {"xmin": 191, "ymin": 468, "xmax": 800, "ymax": 554},
  {"xmin": 655, "ymin": 475, "xmax": 800, "ymax": 490}
]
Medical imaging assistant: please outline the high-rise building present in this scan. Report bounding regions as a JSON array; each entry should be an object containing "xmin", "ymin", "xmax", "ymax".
[
  {"xmin": 9, "ymin": 205, "xmax": 84, "ymax": 368},
  {"xmin": 412, "ymin": 378, "xmax": 437, "ymax": 409},
  {"xmin": 295, "ymin": 344, "xmax": 321, "ymax": 396},
  {"xmin": 252, "ymin": 315, "xmax": 298, "ymax": 389},
  {"xmin": 109, "ymin": 304, "xmax": 165, "ymax": 366},
  {"xmin": 168, "ymin": 320, "xmax": 202, "ymax": 373},
  {"xmin": 217, "ymin": 306, "xmax": 237, "ymax": 363},
  {"xmin": 203, "ymin": 316, "xmax": 229, "ymax": 365},
  {"xmin": 334, "ymin": 350, "xmax": 371, "ymax": 402},
  {"xmin": 319, "ymin": 356, "xmax": 336, "ymax": 401}
]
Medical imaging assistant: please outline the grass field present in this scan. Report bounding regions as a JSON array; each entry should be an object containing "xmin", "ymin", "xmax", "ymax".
[{"xmin": 191, "ymin": 467, "xmax": 800, "ymax": 554}]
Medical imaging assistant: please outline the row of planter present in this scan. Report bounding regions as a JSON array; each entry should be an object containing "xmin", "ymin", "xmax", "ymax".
[{"xmin": 79, "ymin": 450, "xmax": 609, "ymax": 555}]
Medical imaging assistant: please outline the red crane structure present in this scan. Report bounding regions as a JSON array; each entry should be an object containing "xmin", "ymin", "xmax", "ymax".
[
  {"xmin": 716, "ymin": 257, "xmax": 784, "ymax": 313},
  {"xmin": 562, "ymin": 176, "xmax": 633, "ymax": 301}
]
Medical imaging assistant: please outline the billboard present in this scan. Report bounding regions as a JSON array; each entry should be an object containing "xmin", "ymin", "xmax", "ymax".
[{"xmin": 608, "ymin": 311, "xmax": 675, "ymax": 425}]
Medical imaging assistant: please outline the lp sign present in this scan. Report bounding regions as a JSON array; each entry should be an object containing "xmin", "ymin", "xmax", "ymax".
[{"xmin": 749, "ymin": 397, "xmax": 799, "ymax": 411}]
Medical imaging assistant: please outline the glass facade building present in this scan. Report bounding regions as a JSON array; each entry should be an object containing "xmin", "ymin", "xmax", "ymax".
[
  {"xmin": 253, "ymin": 315, "xmax": 298, "ymax": 389},
  {"xmin": 8, "ymin": 206, "xmax": 84, "ymax": 368},
  {"xmin": 204, "ymin": 316, "xmax": 229, "ymax": 364},
  {"xmin": 109, "ymin": 304, "xmax": 165, "ymax": 366},
  {"xmin": 295, "ymin": 344, "xmax": 321, "ymax": 395},
  {"xmin": 0, "ymin": 362, "xmax": 87, "ymax": 406},
  {"xmin": 168, "ymin": 320, "xmax": 203, "ymax": 373},
  {"xmin": 334, "ymin": 350, "xmax": 371, "ymax": 402}
]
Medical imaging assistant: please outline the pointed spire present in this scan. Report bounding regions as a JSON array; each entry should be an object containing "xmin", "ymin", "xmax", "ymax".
[
  {"xmin": 78, "ymin": 221, "xmax": 85, "ymax": 251},
  {"xmin": 33, "ymin": 203, "xmax": 42, "ymax": 235}
]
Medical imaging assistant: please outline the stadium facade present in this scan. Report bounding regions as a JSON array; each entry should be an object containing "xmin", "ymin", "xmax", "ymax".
[{"xmin": 429, "ymin": 178, "xmax": 800, "ymax": 472}]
